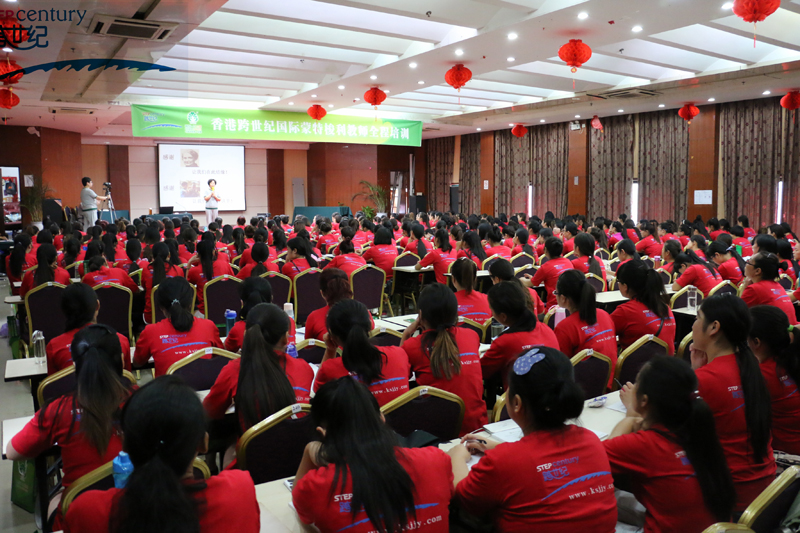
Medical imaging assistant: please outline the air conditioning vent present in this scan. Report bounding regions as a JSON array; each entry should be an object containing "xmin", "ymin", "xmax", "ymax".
[
  {"xmin": 589, "ymin": 88, "xmax": 662, "ymax": 100},
  {"xmin": 48, "ymin": 107, "xmax": 96, "ymax": 115},
  {"xmin": 89, "ymin": 15, "xmax": 178, "ymax": 41}
]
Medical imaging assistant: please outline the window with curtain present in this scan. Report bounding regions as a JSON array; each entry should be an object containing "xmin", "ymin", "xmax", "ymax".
[
  {"xmin": 425, "ymin": 136, "xmax": 455, "ymax": 212},
  {"xmin": 459, "ymin": 133, "xmax": 481, "ymax": 216},
  {"xmin": 638, "ymin": 110, "xmax": 689, "ymax": 222},
  {"xmin": 588, "ymin": 115, "xmax": 634, "ymax": 220},
  {"xmin": 530, "ymin": 122, "xmax": 568, "ymax": 218}
]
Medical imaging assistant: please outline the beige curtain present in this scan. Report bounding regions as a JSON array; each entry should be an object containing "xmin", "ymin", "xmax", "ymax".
[
  {"xmin": 425, "ymin": 137, "xmax": 455, "ymax": 212},
  {"xmin": 494, "ymin": 129, "xmax": 530, "ymax": 216},
  {"xmin": 638, "ymin": 110, "xmax": 689, "ymax": 222},
  {"xmin": 459, "ymin": 133, "xmax": 481, "ymax": 215},
  {"xmin": 588, "ymin": 115, "xmax": 634, "ymax": 220},
  {"xmin": 530, "ymin": 123, "xmax": 569, "ymax": 218}
]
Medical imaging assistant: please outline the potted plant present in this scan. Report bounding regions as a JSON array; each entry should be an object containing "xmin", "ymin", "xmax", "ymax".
[
  {"xmin": 351, "ymin": 180, "xmax": 389, "ymax": 216},
  {"xmin": 19, "ymin": 178, "xmax": 54, "ymax": 229}
]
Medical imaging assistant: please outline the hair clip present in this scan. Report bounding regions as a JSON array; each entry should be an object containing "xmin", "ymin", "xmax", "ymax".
[
  {"xmin": 513, "ymin": 348, "xmax": 545, "ymax": 376},
  {"xmin": 689, "ymin": 391, "xmax": 701, "ymax": 401},
  {"xmin": 789, "ymin": 325, "xmax": 795, "ymax": 333},
  {"xmin": 172, "ymin": 299, "xmax": 180, "ymax": 305}
]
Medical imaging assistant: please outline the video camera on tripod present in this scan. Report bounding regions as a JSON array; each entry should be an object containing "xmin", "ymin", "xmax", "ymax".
[{"xmin": 103, "ymin": 182, "xmax": 112, "ymax": 192}]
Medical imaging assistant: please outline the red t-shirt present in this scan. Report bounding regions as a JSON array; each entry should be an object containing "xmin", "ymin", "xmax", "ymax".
[
  {"xmin": 186, "ymin": 261, "xmax": 235, "ymax": 315},
  {"xmin": 570, "ymin": 256, "xmax": 607, "ymax": 283},
  {"xmin": 608, "ymin": 233, "xmax": 623, "ymax": 250},
  {"xmin": 142, "ymin": 264, "xmax": 185, "ymax": 323},
  {"xmin": 484, "ymin": 245, "xmax": 512, "ymax": 260},
  {"xmin": 203, "ymin": 354, "xmax": 313, "ymax": 420},
  {"xmin": 531, "ymin": 257, "xmax": 574, "ymax": 308},
  {"xmin": 403, "ymin": 327, "xmax": 486, "ymax": 435},
  {"xmin": 554, "ymin": 311, "xmax": 617, "ymax": 388},
  {"xmin": 46, "ymin": 326, "xmax": 131, "ymax": 375},
  {"xmin": 674, "ymin": 264, "xmax": 722, "ymax": 297},
  {"xmin": 419, "ymin": 248, "xmax": 458, "ymax": 284},
  {"xmin": 224, "ymin": 317, "xmax": 296, "ymax": 353},
  {"xmin": 604, "ymin": 426, "xmax": 717, "ymax": 533},
  {"xmin": 294, "ymin": 447, "xmax": 453, "ymax": 533},
  {"xmin": 455, "ymin": 289, "xmax": 492, "ymax": 323},
  {"xmin": 324, "ymin": 253, "xmax": 367, "ymax": 277},
  {"xmin": 760, "ymin": 357, "xmax": 800, "ymax": 455},
  {"xmin": 82, "ymin": 266, "xmax": 140, "ymax": 294},
  {"xmin": 780, "ymin": 263, "xmax": 797, "ymax": 284},
  {"xmin": 457, "ymin": 249, "xmax": 484, "ymax": 268},
  {"xmin": 12, "ymin": 396, "xmax": 123, "ymax": 487},
  {"xmin": 113, "ymin": 258, "xmax": 148, "ymax": 274},
  {"xmin": 317, "ymin": 233, "xmax": 339, "ymax": 251},
  {"xmin": 456, "ymin": 426, "xmax": 617, "ymax": 533},
  {"xmin": 64, "ymin": 470, "xmax": 260, "ymax": 533},
  {"xmin": 304, "ymin": 305, "xmax": 373, "ymax": 342},
  {"xmin": 561, "ymin": 238, "xmax": 575, "ymax": 255},
  {"xmin": 744, "ymin": 227, "xmax": 757, "ymax": 240},
  {"xmin": 281, "ymin": 258, "xmax": 313, "ymax": 284},
  {"xmin": 717, "ymin": 258, "xmax": 743, "ymax": 285},
  {"xmin": 403, "ymin": 238, "xmax": 433, "ymax": 256},
  {"xmin": 611, "ymin": 300, "xmax": 676, "ymax": 356},
  {"xmin": 312, "ymin": 346, "xmax": 410, "ymax": 406},
  {"xmin": 528, "ymin": 288, "xmax": 546, "ymax": 316},
  {"xmin": 6, "ymin": 252, "xmax": 36, "ymax": 288},
  {"xmin": 511, "ymin": 246, "xmax": 538, "ymax": 262},
  {"xmin": 741, "ymin": 280, "xmax": 798, "ymax": 325},
  {"xmin": 696, "ymin": 354, "xmax": 776, "ymax": 511},
  {"xmin": 733, "ymin": 237, "xmax": 754, "ymax": 257},
  {"xmin": 133, "ymin": 317, "xmax": 223, "ymax": 376},
  {"xmin": 362, "ymin": 244, "xmax": 398, "ymax": 279},
  {"xmin": 235, "ymin": 260, "xmax": 279, "ymax": 280},
  {"xmin": 481, "ymin": 323, "xmax": 559, "ymax": 388},
  {"xmin": 20, "ymin": 267, "xmax": 71, "ymax": 297},
  {"xmin": 710, "ymin": 229, "xmax": 727, "ymax": 241},
  {"xmin": 635, "ymin": 235, "xmax": 662, "ymax": 258}
]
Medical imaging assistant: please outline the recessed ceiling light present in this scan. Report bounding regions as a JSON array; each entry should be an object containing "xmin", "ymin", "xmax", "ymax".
[
  {"xmin": 354, "ymin": 98, "xmax": 360, "ymax": 101},
  {"xmin": 476, "ymin": 128, "xmax": 481, "ymax": 131},
  {"xmin": 328, "ymin": 104, "xmax": 334, "ymax": 108},
  {"xmin": 708, "ymin": 97, "xmax": 716, "ymax": 102},
  {"xmin": 763, "ymin": 90, "xmax": 771, "ymax": 95},
  {"xmin": 575, "ymin": 115, "xmax": 581, "ymax": 118},
  {"xmin": 508, "ymin": 32, "xmax": 518, "ymax": 40},
  {"xmin": 577, "ymin": 12, "xmax": 588, "ymax": 20},
  {"xmin": 288, "ymin": 102, "xmax": 294, "ymax": 105},
  {"xmin": 311, "ymin": 94, "xmax": 317, "ymax": 97},
  {"xmin": 2, "ymin": 47, "xmax": 12, "ymax": 53},
  {"xmin": 658, "ymin": 104, "xmax": 665, "ymax": 108},
  {"xmin": 632, "ymin": 25, "xmax": 643, "ymax": 32},
  {"xmin": 540, "ymin": 119, "xmax": 546, "ymax": 123},
  {"xmin": 337, "ymin": 85, "xmax": 345, "ymax": 89},
  {"xmin": 418, "ymin": 80, "xmax": 424, "ymax": 84},
  {"xmin": 409, "ymin": 62, "xmax": 417, "ymax": 68},
  {"xmin": 370, "ymin": 75, "xmax": 377, "ymax": 80},
  {"xmin": 722, "ymin": 2, "xmax": 733, "ymax": 9},
  {"xmin": 507, "ymin": 57, "xmax": 515, "ymax": 62},
  {"xmin": 618, "ymin": 109, "xmax": 624, "ymax": 113},
  {"xmin": 455, "ymin": 49, "xmax": 464, "ymax": 56}
]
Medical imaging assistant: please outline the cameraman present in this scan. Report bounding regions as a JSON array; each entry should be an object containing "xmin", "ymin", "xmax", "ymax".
[{"xmin": 80, "ymin": 177, "xmax": 108, "ymax": 230}]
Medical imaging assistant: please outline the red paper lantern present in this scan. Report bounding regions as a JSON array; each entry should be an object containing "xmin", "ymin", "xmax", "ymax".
[
  {"xmin": 445, "ymin": 64, "xmax": 472, "ymax": 91},
  {"xmin": 780, "ymin": 91, "xmax": 800, "ymax": 111},
  {"xmin": 363, "ymin": 87, "xmax": 387, "ymax": 109},
  {"xmin": 0, "ymin": 58, "xmax": 23, "ymax": 85},
  {"xmin": 511, "ymin": 124, "xmax": 527, "ymax": 138},
  {"xmin": 307, "ymin": 104, "xmax": 327, "ymax": 120},
  {"xmin": 591, "ymin": 115, "xmax": 603, "ymax": 131},
  {"xmin": 558, "ymin": 39, "xmax": 592, "ymax": 73},
  {"xmin": 678, "ymin": 104, "xmax": 700, "ymax": 123},
  {"xmin": 733, "ymin": 0, "xmax": 780, "ymax": 23},
  {"xmin": 0, "ymin": 17, "xmax": 30, "ymax": 46},
  {"xmin": 0, "ymin": 87, "xmax": 19, "ymax": 109}
]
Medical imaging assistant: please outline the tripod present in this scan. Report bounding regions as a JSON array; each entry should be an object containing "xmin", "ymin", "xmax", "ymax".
[{"xmin": 102, "ymin": 188, "xmax": 117, "ymax": 223}]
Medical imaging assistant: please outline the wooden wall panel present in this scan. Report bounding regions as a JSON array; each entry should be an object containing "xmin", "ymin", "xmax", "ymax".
[
  {"xmin": 324, "ymin": 144, "xmax": 377, "ymax": 212},
  {"xmin": 377, "ymin": 144, "xmax": 417, "ymax": 213},
  {"xmin": 306, "ymin": 144, "xmax": 326, "ymax": 208},
  {"xmin": 40, "ymin": 128, "xmax": 83, "ymax": 209},
  {"xmin": 567, "ymin": 125, "xmax": 589, "ymax": 216},
  {"xmin": 266, "ymin": 149, "xmax": 285, "ymax": 216},
  {"xmin": 106, "ymin": 145, "xmax": 130, "ymax": 212},
  {"xmin": 687, "ymin": 105, "xmax": 719, "ymax": 221},
  {"xmin": 128, "ymin": 146, "xmax": 158, "ymax": 217},
  {"xmin": 414, "ymin": 144, "xmax": 426, "ymax": 196},
  {"xmin": 284, "ymin": 149, "xmax": 308, "ymax": 215},
  {"xmin": 479, "ymin": 132, "xmax": 494, "ymax": 214}
]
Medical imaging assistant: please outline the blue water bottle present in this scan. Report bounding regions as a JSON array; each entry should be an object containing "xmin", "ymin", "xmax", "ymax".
[
  {"xmin": 287, "ymin": 343, "xmax": 298, "ymax": 358},
  {"xmin": 225, "ymin": 309, "xmax": 237, "ymax": 336},
  {"xmin": 112, "ymin": 451, "xmax": 133, "ymax": 489}
]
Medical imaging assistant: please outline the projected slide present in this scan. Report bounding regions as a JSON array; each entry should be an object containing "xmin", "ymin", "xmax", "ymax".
[{"xmin": 158, "ymin": 144, "xmax": 245, "ymax": 212}]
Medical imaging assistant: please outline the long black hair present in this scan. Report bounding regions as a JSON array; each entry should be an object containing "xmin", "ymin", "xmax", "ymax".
[
  {"xmin": 776, "ymin": 240, "xmax": 800, "ymax": 278},
  {"xmin": 451, "ymin": 257, "xmax": 477, "ymax": 295},
  {"xmin": 124, "ymin": 239, "xmax": 142, "ymax": 273},
  {"xmin": 556, "ymin": 269, "xmax": 596, "ymax": 324},
  {"xmin": 236, "ymin": 303, "xmax": 296, "ymax": 430},
  {"xmin": 33, "ymin": 244, "xmax": 57, "ymax": 286},
  {"xmin": 418, "ymin": 283, "xmax": 460, "ymax": 380},
  {"xmin": 102, "ymin": 233, "xmax": 117, "ymax": 265},
  {"xmin": 151, "ymin": 242, "xmax": 170, "ymax": 287},
  {"xmin": 249, "ymin": 242, "xmax": 271, "ymax": 277},
  {"xmin": 462, "ymin": 231, "xmax": 486, "ymax": 262},
  {"xmin": 749, "ymin": 305, "xmax": 800, "ymax": 392},
  {"xmin": 488, "ymin": 281, "xmax": 537, "ymax": 334},
  {"xmin": 9, "ymin": 233, "xmax": 32, "ymax": 278},
  {"xmin": 699, "ymin": 294, "xmax": 772, "ymax": 462},
  {"xmin": 62, "ymin": 283, "xmax": 98, "ymax": 331},
  {"xmin": 287, "ymin": 237, "xmax": 318, "ymax": 267},
  {"xmin": 156, "ymin": 276, "xmax": 194, "ymax": 332},
  {"xmin": 635, "ymin": 357, "xmax": 735, "ymax": 521},
  {"xmin": 616, "ymin": 260, "xmax": 669, "ymax": 318},
  {"xmin": 109, "ymin": 376, "xmax": 207, "ymax": 533},
  {"xmin": 616, "ymin": 239, "xmax": 641, "ymax": 261},
  {"xmin": 411, "ymin": 224, "xmax": 427, "ymax": 259},
  {"xmin": 515, "ymin": 228, "xmax": 534, "ymax": 256},
  {"xmin": 327, "ymin": 299, "xmax": 383, "ymax": 384},
  {"xmin": 434, "ymin": 228, "xmax": 452, "ymax": 253},
  {"xmin": 238, "ymin": 276, "xmax": 273, "ymax": 321},
  {"xmin": 63, "ymin": 238, "xmax": 81, "ymax": 268},
  {"xmin": 311, "ymin": 377, "xmax": 415, "ymax": 533},
  {"xmin": 708, "ymin": 240, "xmax": 746, "ymax": 274},
  {"xmin": 196, "ymin": 240, "xmax": 216, "ymax": 282},
  {"xmin": 575, "ymin": 233, "xmax": 602, "ymax": 277},
  {"xmin": 673, "ymin": 251, "xmax": 718, "ymax": 278}
]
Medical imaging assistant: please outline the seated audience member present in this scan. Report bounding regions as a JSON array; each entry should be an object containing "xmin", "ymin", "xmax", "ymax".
[
  {"xmin": 776, "ymin": 239, "xmax": 798, "ymax": 284},
  {"xmin": 324, "ymin": 235, "xmax": 366, "ymax": 277},
  {"xmin": 570, "ymin": 232, "xmax": 607, "ymax": 283},
  {"xmin": 731, "ymin": 225, "xmax": 754, "ymax": 257},
  {"xmin": 235, "ymin": 242, "xmax": 278, "ymax": 279},
  {"xmin": 313, "ymin": 299, "xmax": 409, "ymax": 406},
  {"xmin": 304, "ymin": 268, "xmax": 372, "ymax": 342},
  {"xmin": 225, "ymin": 277, "xmax": 296, "ymax": 354},
  {"xmin": 484, "ymin": 227, "xmax": 513, "ymax": 260},
  {"xmin": 401, "ymin": 283, "xmax": 486, "ymax": 435},
  {"xmin": 458, "ymin": 231, "xmax": 488, "ymax": 268},
  {"xmin": 560, "ymin": 223, "xmax": 578, "ymax": 254},
  {"xmin": 281, "ymin": 237, "xmax": 318, "ymax": 284},
  {"xmin": 489, "ymin": 258, "xmax": 545, "ymax": 316},
  {"xmin": 10, "ymin": 325, "xmax": 130, "ymax": 530},
  {"xmin": 510, "ymin": 228, "xmax": 537, "ymax": 260},
  {"xmin": 451, "ymin": 347, "xmax": 618, "ymax": 532},
  {"xmin": 707, "ymin": 240, "xmax": 745, "ymax": 285},
  {"xmin": 749, "ymin": 305, "xmax": 800, "ymax": 455},
  {"xmin": 451, "ymin": 257, "xmax": 492, "ymax": 323},
  {"xmin": 7, "ymin": 234, "xmax": 36, "ymax": 292},
  {"xmin": 227, "ymin": 227, "xmax": 249, "ymax": 262},
  {"xmin": 612, "ymin": 260, "xmax": 676, "ymax": 355},
  {"xmin": 186, "ymin": 240, "xmax": 234, "ymax": 316},
  {"xmin": 752, "ymin": 234, "xmax": 778, "ymax": 256},
  {"xmin": 115, "ymin": 239, "xmax": 148, "ymax": 273},
  {"xmin": 740, "ymin": 252, "xmax": 798, "ymax": 325},
  {"xmin": 671, "ymin": 251, "xmax": 723, "ymax": 297},
  {"xmin": 361, "ymin": 227, "xmax": 398, "ymax": 281},
  {"xmin": 20, "ymin": 244, "xmax": 71, "ymax": 297},
  {"xmin": 615, "ymin": 238, "xmax": 640, "ymax": 267},
  {"xmin": 526, "ymin": 237, "xmax": 573, "ymax": 308},
  {"xmin": 553, "ymin": 270, "xmax": 617, "ymax": 387},
  {"xmin": 64, "ymin": 376, "xmax": 260, "ymax": 533},
  {"xmin": 134, "ymin": 276, "xmax": 222, "ymax": 376},
  {"xmin": 142, "ymin": 242, "xmax": 185, "ymax": 324},
  {"xmin": 659, "ymin": 239, "xmax": 681, "ymax": 276},
  {"xmin": 690, "ymin": 294, "xmax": 776, "ymax": 512},
  {"xmin": 416, "ymin": 228, "xmax": 458, "ymax": 284},
  {"xmin": 293, "ymin": 377, "xmax": 454, "ymax": 533},
  {"xmin": 605, "ymin": 357, "xmax": 735, "ymax": 532},
  {"xmin": 403, "ymin": 223, "xmax": 433, "ymax": 257},
  {"xmin": 635, "ymin": 223, "xmax": 662, "ymax": 257},
  {"xmin": 59, "ymin": 238, "xmax": 85, "ymax": 270},
  {"xmin": 204, "ymin": 303, "xmax": 313, "ymax": 428},
  {"xmin": 178, "ymin": 228, "xmax": 198, "ymax": 263},
  {"xmin": 81, "ymin": 256, "xmax": 140, "ymax": 293},
  {"xmin": 481, "ymin": 281, "xmax": 558, "ymax": 389}
]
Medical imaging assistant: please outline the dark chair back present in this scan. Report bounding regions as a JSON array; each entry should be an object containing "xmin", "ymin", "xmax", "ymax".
[
  {"xmin": 585, "ymin": 274, "xmax": 605, "ymax": 293},
  {"xmin": 38, "ymin": 367, "xmax": 77, "ymax": 406},
  {"xmin": 609, "ymin": 260, "xmax": 621, "ymax": 273},
  {"xmin": 169, "ymin": 354, "xmax": 236, "ymax": 391},
  {"xmin": 351, "ymin": 266, "xmax": 385, "ymax": 314},
  {"xmin": 656, "ymin": 268, "xmax": 672, "ymax": 285},
  {"xmin": 616, "ymin": 335, "xmax": 669, "ymax": 387},
  {"xmin": 261, "ymin": 272, "xmax": 291, "ymax": 308},
  {"xmin": 395, "ymin": 252, "xmax": 419, "ymax": 267},
  {"xmin": 594, "ymin": 249, "xmax": 610, "ymax": 261},
  {"xmin": 65, "ymin": 262, "xmax": 79, "ymax": 278},
  {"xmin": 482, "ymin": 255, "xmax": 502, "ymax": 272},
  {"xmin": 295, "ymin": 340, "xmax": 326, "ymax": 365},
  {"xmin": 778, "ymin": 275, "xmax": 794, "ymax": 291},
  {"xmin": 641, "ymin": 257, "xmax": 655, "ymax": 269},
  {"xmin": 381, "ymin": 387, "xmax": 465, "ymax": 442},
  {"xmin": 294, "ymin": 269, "xmax": 325, "ymax": 325},
  {"xmin": 515, "ymin": 265, "xmax": 536, "ymax": 280},
  {"xmin": 746, "ymin": 467, "xmax": 800, "ymax": 533},
  {"xmin": 204, "ymin": 276, "xmax": 242, "ymax": 333},
  {"xmin": 26, "ymin": 283, "xmax": 67, "ymax": 344},
  {"xmin": 369, "ymin": 329, "xmax": 403, "ymax": 347},
  {"xmin": 510, "ymin": 253, "xmax": 534, "ymax": 268},
  {"xmin": 94, "ymin": 283, "xmax": 133, "ymax": 341},
  {"xmin": 571, "ymin": 350, "xmax": 612, "ymax": 398}
]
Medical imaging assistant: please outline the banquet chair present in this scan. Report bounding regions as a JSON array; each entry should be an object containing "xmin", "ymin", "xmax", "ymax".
[
  {"xmin": 368, "ymin": 327, "xmax": 403, "ymax": 347},
  {"xmin": 543, "ymin": 307, "xmax": 571, "ymax": 330},
  {"xmin": 510, "ymin": 253, "xmax": 535, "ymax": 268},
  {"xmin": 236, "ymin": 403, "xmax": 314, "ymax": 484},
  {"xmin": 381, "ymin": 386, "xmax": 465, "ymax": 442},
  {"xmin": 295, "ymin": 339, "xmax": 327, "ymax": 364},
  {"xmin": 204, "ymin": 275, "xmax": 242, "ymax": 335},
  {"xmin": 166, "ymin": 348, "xmax": 239, "ymax": 391},
  {"xmin": 670, "ymin": 285, "xmax": 704, "ymax": 309},
  {"xmin": 571, "ymin": 349, "xmax": 613, "ymax": 398},
  {"xmin": 260, "ymin": 271, "xmax": 291, "ymax": 307},
  {"xmin": 778, "ymin": 274, "xmax": 794, "ymax": 291},
  {"xmin": 708, "ymin": 280, "xmax": 737, "ymax": 297},
  {"xmin": 482, "ymin": 254, "xmax": 503, "ymax": 272},
  {"xmin": 293, "ymin": 269, "xmax": 325, "ymax": 325},
  {"xmin": 585, "ymin": 273, "xmax": 606, "ymax": 293},
  {"xmin": 608, "ymin": 259, "xmax": 621, "ymax": 273},
  {"xmin": 64, "ymin": 262, "xmax": 80, "ymax": 278},
  {"xmin": 655, "ymin": 268, "xmax": 673, "ymax": 285},
  {"xmin": 351, "ymin": 265, "xmax": 386, "ymax": 317},
  {"xmin": 25, "ymin": 282, "xmax": 67, "ymax": 344},
  {"xmin": 391, "ymin": 252, "xmax": 421, "ymax": 311},
  {"xmin": 152, "ymin": 283, "xmax": 197, "ymax": 323},
  {"xmin": 93, "ymin": 282, "xmax": 134, "ymax": 342},
  {"xmin": 458, "ymin": 317, "xmax": 491, "ymax": 344},
  {"xmin": 594, "ymin": 248, "xmax": 610, "ymax": 261},
  {"xmin": 515, "ymin": 265, "xmax": 537, "ymax": 280},
  {"xmin": 492, "ymin": 391, "xmax": 510, "ymax": 423},
  {"xmin": 641, "ymin": 256, "xmax": 655, "ymax": 269},
  {"xmin": 615, "ymin": 334, "xmax": 669, "ymax": 388},
  {"xmin": 38, "ymin": 367, "xmax": 137, "ymax": 407},
  {"xmin": 676, "ymin": 332, "xmax": 693, "ymax": 362}
]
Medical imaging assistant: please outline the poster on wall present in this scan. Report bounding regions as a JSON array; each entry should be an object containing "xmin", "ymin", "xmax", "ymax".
[{"xmin": 1, "ymin": 167, "xmax": 21, "ymax": 225}]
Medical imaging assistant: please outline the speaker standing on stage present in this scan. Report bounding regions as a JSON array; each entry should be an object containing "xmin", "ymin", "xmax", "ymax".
[
  {"xmin": 80, "ymin": 177, "xmax": 108, "ymax": 230},
  {"xmin": 204, "ymin": 178, "xmax": 221, "ymax": 227}
]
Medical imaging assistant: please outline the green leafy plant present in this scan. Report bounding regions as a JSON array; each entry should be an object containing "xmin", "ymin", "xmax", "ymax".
[
  {"xmin": 19, "ymin": 178, "xmax": 54, "ymax": 222},
  {"xmin": 361, "ymin": 205, "xmax": 376, "ymax": 220},
  {"xmin": 351, "ymin": 180, "xmax": 389, "ymax": 214}
]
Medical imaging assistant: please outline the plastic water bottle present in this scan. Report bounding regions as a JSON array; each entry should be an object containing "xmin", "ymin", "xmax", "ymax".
[
  {"xmin": 687, "ymin": 286, "xmax": 698, "ymax": 311},
  {"xmin": 283, "ymin": 302, "xmax": 294, "ymax": 320},
  {"xmin": 225, "ymin": 309, "xmax": 237, "ymax": 336},
  {"xmin": 112, "ymin": 451, "xmax": 133, "ymax": 489},
  {"xmin": 286, "ymin": 343, "xmax": 298, "ymax": 358},
  {"xmin": 554, "ymin": 307, "xmax": 566, "ymax": 327}
]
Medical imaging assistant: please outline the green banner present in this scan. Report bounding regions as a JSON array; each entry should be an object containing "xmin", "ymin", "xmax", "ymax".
[{"xmin": 131, "ymin": 105, "xmax": 422, "ymax": 147}]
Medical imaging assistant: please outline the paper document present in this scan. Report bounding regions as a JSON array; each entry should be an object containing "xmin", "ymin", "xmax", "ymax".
[{"xmin": 607, "ymin": 401, "xmax": 628, "ymax": 414}]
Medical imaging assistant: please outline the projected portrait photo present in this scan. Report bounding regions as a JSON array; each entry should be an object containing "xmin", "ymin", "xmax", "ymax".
[
  {"xmin": 181, "ymin": 149, "xmax": 200, "ymax": 167},
  {"xmin": 180, "ymin": 180, "xmax": 201, "ymax": 198}
]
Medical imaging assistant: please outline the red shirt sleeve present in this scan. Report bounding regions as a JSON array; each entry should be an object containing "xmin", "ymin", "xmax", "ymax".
[
  {"xmin": 418, "ymin": 249, "xmax": 438, "ymax": 268},
  {"xmin": 133, "ymin": 325, "xmax": 153, "ymax": 367},
  {"xmin": 204, "ymin": 362, "xmax": 237, "ymax": 419},
  {"xmin": 118, "ymin": 333, "xmax": 132, "ymax": 372},
  {"xmin": 741, "ymin": 285, "xmax": 759, "ymax": 307},
  {"xmin": 675, "ymin": 265, "xmax": 698, "ymax": 288},
  {"xmin": 11, "ymin": 399, "xmax": 63, "ymax": 458}
]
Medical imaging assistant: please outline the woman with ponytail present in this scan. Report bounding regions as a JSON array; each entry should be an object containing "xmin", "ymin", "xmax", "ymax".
[
  {"xmin": 453, "ymin": 346, "xmax": 617, "ymax": 532},
  {"xmin": 324, "ymin": 235, "xmax": 366, "ymax": 276},
  {"xmin": 671, "ymin": 251, "xmax": 722, "ymax": 297},
  {"xmin": 740, "ymin": 252, "xmax": 798, "ymax": 325},
  {"xmin": 415, "ymin": 228, "xmax": 457, "ymax": 284},
  {"xmin": 570, "ymin": 233, "xmax": 606, "ymax": 282},
  {"xmin": 660, "ymin": 239, "xmax": 681, "ymax": 275},
  {"xmin": 749, "ymin": 306, "xmax": 800, "ymax": 455},
  {"xmin": 776, "ymin": 239, "xmax": 798, "ymax": 284},
  {"xmin": 134, "ymin": 276, "xmax": 222, "ymax": 376},
  {"xmin": 458, "ymin": 231, "xmax": 487, "ymax": 268},
  {"xmin": 313, "ymin": 299, "xmax": 409, "ymax": 406},
  {"xmin": 361, "ymin": 227, "xmax": 398, "ymax": 281},
  {"xmin": 224, "ymin": 277, "xmax": 296, "ymax": 353},
  {"xmin": 204, "ymin": 303, "xmax": 312, "ymax": 429},
  {"xmin": 604, "ymin": 356, "xmax": 735, "ymax": 531},
  {"xmin": 10, "ymin": 325, "xmax": 130, "ymax": 529},
  {"xmin": 687, "ymin": 234, "xmax": 708, "ymax": 260},
  {"xmin": 227, "ymin": 227, "xmax": 249, "ymax": 260},
  {"xmin": 403, "ymin": 223, "xmax": 432, "ymax": 258},
  {"xmin": 707, "ymin": 241, "xmax": 745, "ymax": 285},
  {"xmin": 60, "ymin": 238, "xmax": 84, "ymax": 269},
  {"xmin": 177, "ymin": 227, "xmax": 198, "ymax": 263},
  {"xmin": 20, "ymin": 244, "xmax": 70, "ymax": 297},
  {"xmin": 615, "ymin": 238, "xmax": 641, "ymax": 266},
  {"xmin": 304, "ymin": 268, "xmax": 372, "ymax": 342},
  {"xmin": 451, "ymin": 258, "xmax": 491, "ymax": 322},
  {"xmin": 142, "ymin": 242, "xmax": 185, "ymax": 324},
  {"xmin": 401, "ymin": 283, "xmax": 486, "ymax": 435},
  {"xmin": 511, "ymin": 228, "xmax": 537, "ymax": 260},
  {"xmin": 187, "ymin": 239, "xmax": 234, "ymax": 316},
  {"xmin": 613, "ymin": 260, "xmax": 676, "ymax": 355},
  {"xmin": 490, "ymin": 259, "xmax": 545, "ymax": 316},
  {"xmin": 554, "ymin": 270, "xmax": 617, "ymax": 387},
  {"xmin": 635, "ymin": 223, "xmax": 662, "ymax": 257},
  {"xmin": 236, "ymin": 242, "xmax": 277, "ymax": 279},
  {"xmin": 101, "ymin": 233, "xmax": 123, "ymax": 265},
  {"xmin": 65, "ymin": 376, "xmax": 259, "ymax": 533},
  {"xmin": 81, "ymin": 250, "xmax": 140, "ymax": 293},
  {"xmin": 484, "ymin": 226, "xmax": 512, "ymax": 259},
  {"xmin": 7, "ymin": 233, "xmax": 35, "ymax": 291},
  {"xmin": 115, "ymin": 239, "xmax": 147, "ymax": 273},
  {"xmin": 281, "ymin": 237, "xmax": 317, "ymax": 286},
  {"xmin": 293, "ymin": 377, "xmax": 454, "ymax": 533},
  {"xmin": 690, "ymin": 293, "xmax": 775, "ymax": 511}
]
